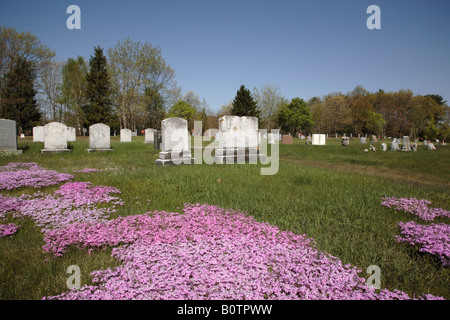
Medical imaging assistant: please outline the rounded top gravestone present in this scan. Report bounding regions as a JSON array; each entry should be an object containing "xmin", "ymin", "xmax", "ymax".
[
  {"xmin": 89, "ymin": 123, "xmax": 111, "ymax": 150},
  {"xmin": 44, "ymin": 122, "xmax": 68, "ymax": 150}
]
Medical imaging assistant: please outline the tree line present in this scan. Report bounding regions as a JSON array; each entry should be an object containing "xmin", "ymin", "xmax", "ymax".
[
  {"xmin": 224, "ymin": 85, "xmax": 449, "ymax": 141},
  {"xmin": 1, "ymin": 26, "xmax": 449, "ymax": 141}
]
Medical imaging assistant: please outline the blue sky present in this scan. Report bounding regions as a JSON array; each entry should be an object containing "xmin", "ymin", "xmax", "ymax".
[{"xmin": 1, "ymin": 0, "xmax": 449, "ymax": 112}]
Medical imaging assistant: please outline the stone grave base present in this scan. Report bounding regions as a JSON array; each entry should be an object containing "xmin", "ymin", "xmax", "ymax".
[
  {"xmin": 87, "ymin": 148, "xmax": 113, "ymax": 153},
  {"xmin": 214, "ymin": 147, "xmax": 266, "ymax": 164},
  {"xmin": 155, "ymin": 150, "xmax": 196, "ymax": 166},
  {"xmin": 0, "ymin": 149, "xmax": 23, "ymax": 155},
  {"xmin": 41, "ymin": 149, "xmax": 71, "ymax": 154}
]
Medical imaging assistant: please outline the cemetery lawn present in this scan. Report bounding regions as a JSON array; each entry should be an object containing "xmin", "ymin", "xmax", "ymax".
[{"xmin": 1, "ymin": 136, "xmax": 449, "ymax": 299}]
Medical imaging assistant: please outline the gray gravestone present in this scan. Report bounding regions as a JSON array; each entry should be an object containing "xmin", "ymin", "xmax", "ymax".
[
  {"xmin": 154, "ymin": 130, "xmax": 162, "ymax": 150},
  {"xmin": 360, "ymin": 137, "xmax": 367, "ymax": 144},
  {"xmin": 0, "ymin": 119, "xmax": 22, "ymax": 155},
  {"xmin": 381, "ymin": 143, "xmax": 387, "ymax": 151},
  {"xmin": 402, "ymin": 136, "xmax": 410, "ymax": 151},
  {"xmin": 42, "ymin": 122, "xmax": 71, "ymax": 153},
  {"xmin": 87, "ymin": 123, "xmax": 112, "ymax": 152},
  {"xmin": 33, "ymin": 126, "xmax": 44, "ymax": 142}
]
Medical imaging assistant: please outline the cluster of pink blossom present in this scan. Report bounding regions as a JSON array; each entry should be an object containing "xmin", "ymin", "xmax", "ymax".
[
  {"xmin": 43, "ymin": 203, "xmax": 444, "ymax": 300},
  {"xmin": 72, "ymin": 168, "xmax": 103, "ymax": 173},
  {"xmin": 1, "ymin": 182, "xmax": 123, "ymax": 233},
  {"xmin": 0, "ymin": 162, "xmax": 73, "ymax": 190},
  {"xmin": 0, "ymin": 223, "xmax": 20, "ymax": 237},
  {"xmin": 381, "ymin": 197, "xmax": 450, "ymax": 221},
  {"xmin": 396, "ymin": 221, "xmax": 449, "ymax": 267}
]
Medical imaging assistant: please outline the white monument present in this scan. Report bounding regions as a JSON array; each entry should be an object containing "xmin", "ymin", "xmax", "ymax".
[
  {"xmin": 41, "ymin": 122, "xmax": 71, "ymax": 153},
  {"xmin": 87, "ymin": 123, "xmax": 112, "ymax": 152}
]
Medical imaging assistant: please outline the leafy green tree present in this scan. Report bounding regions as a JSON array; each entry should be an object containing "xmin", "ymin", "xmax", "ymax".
[
  {"xmin": 168, "ymin": 100, "xmax": 197, "ymax": 123},
  {"xmin": 323, "ymin": 95, "xmax": 353, "ymax": 134},
  {"xmin": 84, "ymin": 46, "xmax": 114, "ymax": 128},
  {"xmin": 277, "ymin": 97, "xmax": 313, "ymax": 135},
  {"xmin": 107, "ymin": 37, "xmax": 175, "ymax": 130},
  {"xmin": 253, "ymin": 84, "xmax": 284, "ymax": 130},
  {"xmin": 425, "ymin": 94, "xmax": 447, "ymax": 106},
  {"xmin": 144, "ymin": 87, "xmax": 165, "ymax": 129},
  {"xmin": 231, "ymin": 85, "xmax": 260, "ymax": 120},
  {"xmin": 0, "ymin": 57, "xmax": 41, "ymax": 133},
  {"xmin": 60, "ymin": 56, "xmax": 88, "ymax": 133},
  {"xmin": 364, "ymin": 110, "xmax": 386, "ymax": 135},
  {"xmin": 0, "ymin": 26, "xmax": 55, "ymax": 102}
]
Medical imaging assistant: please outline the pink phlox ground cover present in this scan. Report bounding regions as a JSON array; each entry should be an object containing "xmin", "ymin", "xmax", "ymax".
[
  {"xmin": 396, "ymin": 221, "xmax": 449, "ymax": 267},
  {"xmin": 381, "ymin": 197, "xmax": 450, "ymax": 221},
  {"xmin": 0, "ymin": 162, "xmax": 73, "ymax": 190},
  {"xmin": 43, "ymin": 203, "xmax": 444, "ymax": 300}
]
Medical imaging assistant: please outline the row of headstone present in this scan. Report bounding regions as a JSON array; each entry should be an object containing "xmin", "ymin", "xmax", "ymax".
[
  {"xmin": 37, "ymin": 122, "xmax": 114, "ymax": 153},
  {"xmin": 154, "ymin": 116, "xmax": 271, "ymax": 166}
]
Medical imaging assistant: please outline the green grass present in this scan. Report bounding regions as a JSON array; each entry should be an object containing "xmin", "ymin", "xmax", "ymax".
[{"xmin": 0, "ymin": 136, "xmax": 449, "ymax": 299}]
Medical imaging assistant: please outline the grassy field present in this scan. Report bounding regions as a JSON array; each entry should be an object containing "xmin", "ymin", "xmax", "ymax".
[{"xmin": 1, "ymin": 135, "xmax": 449, "ymax": 300}]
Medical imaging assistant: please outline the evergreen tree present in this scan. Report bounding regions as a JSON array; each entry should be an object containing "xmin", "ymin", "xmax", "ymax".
[
  {"xmin": 231, "ymin": 85, "xmax": 260, "ymax": 120},
  {"xmin": 0, "ymin": 57, "xmax": 41, "ymax": 133},
  {"xmin": 84, "ymin": 46, "xmax": 113, "ymax": 127}
]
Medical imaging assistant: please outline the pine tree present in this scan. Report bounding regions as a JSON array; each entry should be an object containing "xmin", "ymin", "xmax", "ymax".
[
  {"xmin": 0, "ymin": 57, "xmax": 41, "ymax": 133},
  {"xmin": 84, "ymin": 46, "xmax": 113, "ymax": 127},
  {"xmin": 231, "ymin": 85, "xmax": 260, "ymax": 120}
]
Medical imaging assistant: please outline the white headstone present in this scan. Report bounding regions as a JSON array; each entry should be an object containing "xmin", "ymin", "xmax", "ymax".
[
  {"xmin": 161, "ymin": 117, "xmax": 189, "ymax": 152},
  {"xmin": 67, "ymin": 127, "xmax": 76, "ymax": 142},
  {"xmin": 427, "ymin": 143, "xmax": 436, "ymax": 150},
  {"xmin": 88, "ymin": 123, "xmax": 112, "ymax": 151},
  {"xmin": 42, "ymin": 122, "xmax": 70, "ymax": 153},
  {"xmin": 120, "ymin": 129, "xmax": 132, "ymax": 142},
  {"xmin": 217, "ymin": 116, "xmax": 258, "ymax": 149},
  {"xmin": 312, "ymin": 134, "xmax": 326, "ymax": 145},
  {"xmin": 213, "ymin": 116, "xmax": 263, "ymax": 164},
  {"xmin": 0, "ymin": 119, "xmax": 22, "ymax": 155},
  {"xmin": 360, "ymin": 137, "xmax": 367, "ymax": 144},
  {"xmin": 381, "ymin": 143, "xmax": 387, "ymax": 151},
  {"xmin": 390, "ymin": 141, "xmax": 399, "ymax": 151},
  {"xmin": 144, "ymin": 128, "xmax": 155, "ymax": 144},
  {"xmin": 33, "ymin": 126, "xmax": 44, "ymax": 142},
  {"xmin": 156, "ymin": 117, "xmax": 194, "ymax": 166}
]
